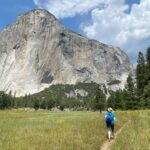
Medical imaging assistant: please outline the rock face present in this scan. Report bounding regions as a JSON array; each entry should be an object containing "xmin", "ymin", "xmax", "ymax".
[{"xmin": 0, "ymin": 9, "xmax": 133, "ymax": 96}]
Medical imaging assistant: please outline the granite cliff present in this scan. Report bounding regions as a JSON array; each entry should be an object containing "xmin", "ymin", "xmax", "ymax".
[{"xmin": 0, "ymin": 9, "xmax": 133, "ymax": 96}]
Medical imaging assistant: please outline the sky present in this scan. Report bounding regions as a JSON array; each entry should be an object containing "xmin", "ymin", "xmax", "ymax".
[{"xmin": 0, "ymin": 0, "xmax": 150, "ymax": 65}]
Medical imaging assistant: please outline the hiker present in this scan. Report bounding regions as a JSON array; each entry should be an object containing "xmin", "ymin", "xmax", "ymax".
[{"xmin": 105, "ymin": 107, "xmax": 115, "ymax": 141}]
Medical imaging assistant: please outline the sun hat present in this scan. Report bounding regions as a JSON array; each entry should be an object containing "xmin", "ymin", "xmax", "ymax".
[{"xmin": 107, "ymin": 107, "xmax": 113, "ymax": 112}]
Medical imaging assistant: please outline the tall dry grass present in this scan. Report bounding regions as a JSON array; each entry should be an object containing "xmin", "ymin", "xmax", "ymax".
[
  {"xmin": 0, "ymin": 110, "xmax": 109, "ymax": 150},
  {"xmin": 111, "ymin": 110, "xmax": 150, "ymax": 150}
]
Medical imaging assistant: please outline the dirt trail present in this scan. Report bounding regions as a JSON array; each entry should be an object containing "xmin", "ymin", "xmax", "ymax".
[{"xmin": 100, "ymin": 125, "xmax": 125, "ymax": 150}]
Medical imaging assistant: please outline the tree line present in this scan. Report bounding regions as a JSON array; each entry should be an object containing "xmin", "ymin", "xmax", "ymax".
[
  {"xmin": 0, "ymin": 82, "xmax": 106, "ymax": 111},
  {"xmin": 107, "ymin": 47, "xmax": 150, "ymax": 110},
  {"xmin": 0, "ymin": 90, "xmax": 103, "ymax": 111}
]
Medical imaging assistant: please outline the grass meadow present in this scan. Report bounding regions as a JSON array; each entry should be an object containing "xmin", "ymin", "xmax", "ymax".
[
  {"xmin": 0, "ymin": 109, "xmax": 149, "ymax": 150},
  {"xmin": 111, "ymin": 110, "xmax": 150, "ymax": 150},
  {"xmin": 0, "ymin": 110, "xmax": 108, "ymax": 150}
]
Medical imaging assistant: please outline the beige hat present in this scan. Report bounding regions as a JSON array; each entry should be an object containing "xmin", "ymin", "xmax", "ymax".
[{"xmin": 108, "ymin": 107, "xmax": 113, "ymax": 112}]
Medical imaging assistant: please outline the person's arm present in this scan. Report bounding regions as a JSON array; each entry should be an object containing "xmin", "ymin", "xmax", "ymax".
[
  {"xmin": 113, "ymin": 112, "xmax": 116, "ymax": 120},
  {"xmin": 105, "ymin": 112, "xmax": 108, "ymax": 118}
]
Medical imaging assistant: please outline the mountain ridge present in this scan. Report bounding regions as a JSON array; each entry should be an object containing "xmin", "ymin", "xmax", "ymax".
[{"xmin": 0, "ymin": 9, "xmax": 133, "ymax": 96}]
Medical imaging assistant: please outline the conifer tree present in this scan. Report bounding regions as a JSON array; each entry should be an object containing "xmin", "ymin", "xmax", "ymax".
[
  {"xmin": 125, "ymin": 74, "xmax": 137, "ymax": 109},
  {"xmin": 125, "ymin": 74, "xmax": 135, "ymax": 98},
  {"xmin": 145, "ymin": 47, "xmax": 150, "ymax": 85},
  {"xmin": 143, "ymin": 82, "xmax": 150, "ymax": 108},
  {"xmin": 136, "ymin": 52, "xmax": 145, "ymax": 96},
  {"xmin": 93, "ymin": 86, "xmax": 106, "ymax": 112}
]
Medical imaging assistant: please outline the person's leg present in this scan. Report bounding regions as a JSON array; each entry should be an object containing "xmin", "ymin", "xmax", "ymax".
[
  {"xmin": 111, "ymin": 124, "xmax": 114, "ymax": 138},
  {"xmin": 106, "ymin": 123, "xmax": 111, "ymax": 141},
  {"xmin": 108, "ymin": 128, "xmax": 111, "ymax": 141}
]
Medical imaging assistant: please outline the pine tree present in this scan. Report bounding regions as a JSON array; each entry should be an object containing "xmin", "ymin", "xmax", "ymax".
[
  {"xmin": 125, "ymin": 74, "xmax": 135, "ymax": 98},
  {"xmin": 33, "ymin": 99, "xmax": 40, "ymax": 110},
  {"xmin": 143, "ymin": 82, "xmax": 150, "ymax": 108},
  {"xmin": 93, "ymin": 86, "xmax": 106, "ymax": 112},
  {"xmin": 145, "ymin": 47, "xmax": 150, "ymax": 85},
  {"xmin": 107, "ymin": 90, "xmax": 126, "ymax": 110},
  {"xmin": 136, "ymin": 52, "xmax": 145, "ymax": 96},
  {"xmin": 125, "ymin": 74, "xmax": 137, "ymax": 109}
]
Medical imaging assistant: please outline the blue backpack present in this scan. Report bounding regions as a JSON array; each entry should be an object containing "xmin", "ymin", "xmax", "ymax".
[{"xmin": 106, "ymin": 112, "xmax": 112, "ymax": 124}]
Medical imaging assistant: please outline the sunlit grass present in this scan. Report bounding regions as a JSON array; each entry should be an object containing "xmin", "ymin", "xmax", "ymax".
[
  {"xmin": 1, "ymin": 109, "xmax": 145, "ymax": 150},
  {"xmin": 0, "ymin": 110, "xmax": 109, "ymax": 150},
  {"xmin": 111, "ymin": 110, "xmax": 150, "ymax": 150}
]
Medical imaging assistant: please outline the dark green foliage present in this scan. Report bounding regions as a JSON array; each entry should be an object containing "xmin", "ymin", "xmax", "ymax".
[
  {"xmin": 143, "ymin": 82, "xmax": 150, "ymax": 108},
  {"xmin": 145, "ymin": 47, "xmax": 150, "ymax": 85},
  {"xmin": 47, "ymin": 99, "xmax": 56, "ymax": 109},
  {"xmin": 108, "ymin": 74, "xmax": 140, "ymax": 110},
  {"xmin": 108, "ymin": 47, "xmax": 150, "ymax": 110},
  {"xmin": 107, "ymin": 90, "xmax": 126, "ymax": 110},
  {"xmin": 32, "ymin": 82, "xmax": 99, "ymax": 101},
  {"xmin": 40, "ymin": 100, "xmax": 47, "ymax": 109},
  {"xmin": 93, "ymin": 86, "xmax": 106, "ymax": 112},
  {"xmin": 143, "ymin": 82, "xmax": 150, "ymax": 98},
  {"xmin": 136, "ymin": 52, "xmax": 146, "ymax": 96},
  {"xmin": 33, "ymin": 99, "xmax": 40, "ymax": 110},
  {"xmin": 134, "ymin": 47, "xmax": 150, "ymax": 108},
  {"xmin": 126, "ymin": 74, "xmax": 135, "ymax": 95},
  {"xmin": 0, "ymin": 91, "xmax": 12, "ymax": 109},
  {"xmin": 125, "ymin": 74, "xmax": 136, "ymax": 103},
  {"xmin": 23, "ymin": 82, "xmax": 100, "ymax": 110},
  {"xmin": 0, "ymin": 82, "xmax": 101, "ymax": 110}
]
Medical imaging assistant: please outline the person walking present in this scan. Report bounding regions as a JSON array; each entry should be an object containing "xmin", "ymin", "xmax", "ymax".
[{"xmin": 105, "ymin": 107, "xmax": 115, "ymax": 142}]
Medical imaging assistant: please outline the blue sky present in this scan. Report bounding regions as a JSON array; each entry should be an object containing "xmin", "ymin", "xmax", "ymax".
[
  {"xmin": 0, "ymin": 0, "xmax": 36, "ymax": 31},
  {"xmin": 1, "ymin": 0, "xmax": 149, "ymax": 65}
]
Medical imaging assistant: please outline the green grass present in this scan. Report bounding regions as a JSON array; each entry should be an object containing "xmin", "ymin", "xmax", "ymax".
[
  {"xmin": 1, "ymin": 110, "xmax": 149, "ymax": 150},
  {"xmin": 0, "ymin": 110, "xmax": 109, "ymax": 150},
  {"xmin": 111, "ymin": 110, "xmax": 150, "ymax": 150}
]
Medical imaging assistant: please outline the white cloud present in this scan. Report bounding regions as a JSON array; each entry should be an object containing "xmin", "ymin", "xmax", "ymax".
[
  {"xmin": 33, "ymin": 0, "xmax": 108, "ymax": 18},
  {"xmin": 82, "ymin": 0, "xmax": 150, "ymax": 59},
  {"xmin": 33, "ymin": 0, "xmax": 150, "ymax": 62}
]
